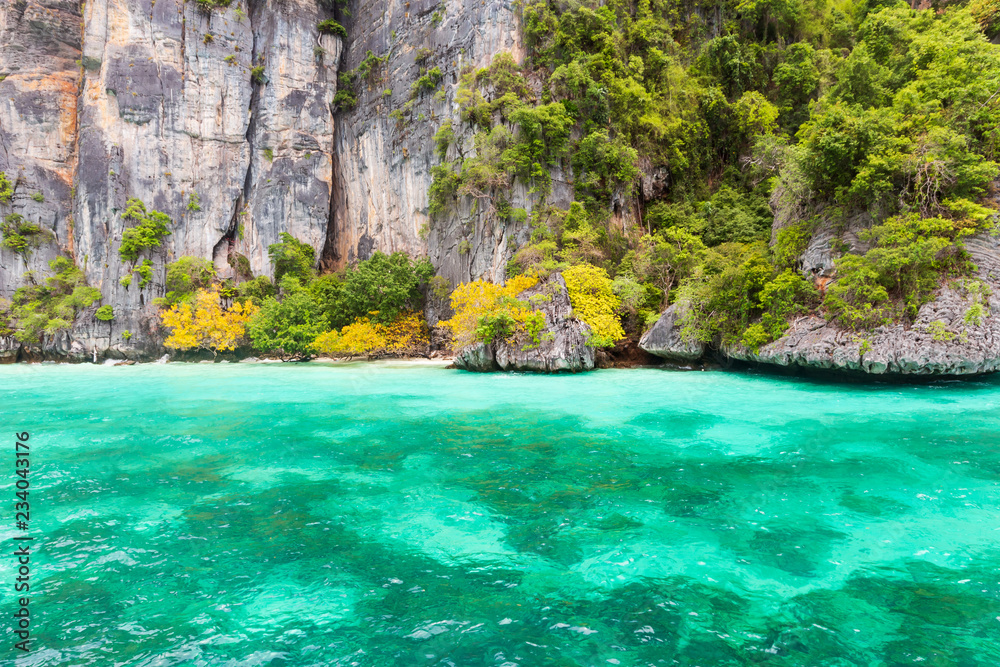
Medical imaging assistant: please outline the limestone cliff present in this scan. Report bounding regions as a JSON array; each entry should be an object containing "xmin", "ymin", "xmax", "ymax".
[
  {"xmin": 0, "ymin": 0, "xmax": 557, "ymax": 361},
  {"xmin": 328, "ymin": 0, "xmax": 549, "ymax": 292},
  {"xmin": 3, "ymin": 0, "xmax": 998, "ymax": 377},
  {"xmin": 0, "ymin": 0, "xmax": 340, "ymax": 359}
]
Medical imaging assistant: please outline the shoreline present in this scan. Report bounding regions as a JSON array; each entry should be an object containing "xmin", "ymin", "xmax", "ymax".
[{"xmin": 4, "ymin": 351, "xmax": 999, "ymax": 384}]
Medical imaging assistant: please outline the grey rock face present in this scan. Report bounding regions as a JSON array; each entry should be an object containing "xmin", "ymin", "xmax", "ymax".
[
  {"xmin": 0, "ymin": 0, "xmax": 82, "ymax": 299},
  {"xmin": 73, "ymin": 0, "xmax": 339, "ymax": 351},
  {"xmin": 454, "ymin": 274, "xmax": 595, "ymax": 373},
  {"xmin": 453, "ymin": 342, "xmax": 498, "ymax": 372},
  {"xmin": 639, "ymin": 303, "xmax": 704, "ymax": 361},
  {"xmin": 0, "ymin": 336, "xmax": 19, "ymax": 363},
  {"xmin": 0, "ymin": 0, "xmax": 340, "ymax": 360},
  {"xmin": 329, "ymin": 0, "xmax": 546, "ymax": 285}
]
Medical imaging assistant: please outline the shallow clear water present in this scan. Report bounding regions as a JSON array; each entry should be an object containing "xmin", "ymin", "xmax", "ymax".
[{"xmin": 1, "ymin": 362, "xmax": 999, "ymax": 666}]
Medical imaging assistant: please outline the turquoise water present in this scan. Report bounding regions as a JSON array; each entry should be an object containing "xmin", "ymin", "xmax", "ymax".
[{"xmin": 1, "ymin": 362, "xmax": 999, "ymax": 666}]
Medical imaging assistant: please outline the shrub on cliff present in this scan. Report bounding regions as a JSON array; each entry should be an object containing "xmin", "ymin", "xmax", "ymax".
[
  {"xmin": 317, "ymin": 19, "xmax": 347, "ymax": 38},
  {"xmin": 9, "ymin": 257, "xmax": 101, "ymax": 343},
  {"xmin": 194, "ymin": 0, "xmax": 231, "ymax": 11},
  {"xmin": 0, "ymin": 172, "xmax": 12, "ymax": 205},
  {"xmin": 120, "ymin": 199, "xmax": 171, "ymax": 264},
  {"xmin": 786, "ymin": 6, "xmax": 1000, "ymax": 222},
  {"xmin": 1, "ymin": 214, "xmax": 45, "ymax": 258}
]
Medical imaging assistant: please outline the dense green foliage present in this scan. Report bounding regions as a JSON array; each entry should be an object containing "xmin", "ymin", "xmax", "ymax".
[
  {"xmin": 0, "ymin": 172, "xmax": 12, "ymax": 204},
  {"xmin": 245, "ymin": 236, "xmax": 435, "ymax": 358},
  {"xmin": 268, "ymin": 232, "xmax": 316, "ymax": 283},
  {"xmin": 429, "ymin": 0, "xmax": 1000, "ymax": 348},
  {"xmin": 337, "ymin": 252, "xmax": 435, "ymax": 326},
  {"xmin": 155, "ymin": 257, "xmax": 216, "ymax": 308},
  {"xmin": 1, "ymin": 214, "xmax": 45, "ymax": 257},
  {"xmin": 247, "ymin": 277, "xmax": 329, "ymax": 360},
  {"xmin": 824, "ymin": 214, "xmax": 978, "ymax": 329},
  {"xmin": 675, "ymin": 243, "xmax": 819, "ymax": 350}
]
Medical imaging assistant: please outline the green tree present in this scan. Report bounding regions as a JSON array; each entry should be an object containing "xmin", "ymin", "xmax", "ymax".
[
  {"xmin": 246, "ymin": 277, "xmax": 327, "ymax": 359},
  {"xmin": 340, "ymin": 252, "xmax": 434, "ymax": 325},
  {"xmin": 268, "ymin": 233, "xmax": 316, "ymax": 283},
  {"xmin": 120, "ymin": 198, "xmax": 172, "ymax": 264}
]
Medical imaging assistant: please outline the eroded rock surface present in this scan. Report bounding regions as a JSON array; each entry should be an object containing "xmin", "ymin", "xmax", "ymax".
[
  {"xmin": 639, "ymin": 303, "xmax": 704, "ymax": 362},
  {"xmin": 328, "ymin": 0, "xmax": 568, "ymax": 285},
  {"xmin": 730, "ymin": 298, "xmax": 1000, "ymax": 377},
  {"xmin": 640, "ymin": 233, "xmax": 1000, "ymax": 376},
  {"xmin": 454, "ymin": 274, "xmax": 595, "ymax": 373}
]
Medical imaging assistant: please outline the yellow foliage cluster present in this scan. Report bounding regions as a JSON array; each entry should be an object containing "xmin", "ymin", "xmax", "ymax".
[
  {"xmin": 440, "ymin": 274, "xmax": 539, "ymax": 349},
  {"xmin": 562, "ymin": 264, "xmax": 625, "ymax": 348},
  {"xmin": 312, "ymin": 311, "xmax": 428, "ymax": 357},
  {"xmin": 161, "ymin": 288, "xmax": 259, "ymax": 351}
]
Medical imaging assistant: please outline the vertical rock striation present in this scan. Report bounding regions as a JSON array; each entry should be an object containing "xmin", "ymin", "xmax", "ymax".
[
  {"xmin": 0, "ymin": 0, "xmax": 340, "ymax": 359},
  {"xmin": 0, "ymin": 0, "xmax": 82, "ymax": 298},
  {"xmin": 329, "ymin": 0, "xmax": 539, "ymax": 288}
]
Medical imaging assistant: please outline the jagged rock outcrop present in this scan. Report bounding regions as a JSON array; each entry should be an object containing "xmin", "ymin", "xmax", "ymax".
[
  {"xmin": 454, "ymin": 274, "xmax": 595, "ymax": 372},
  {"xmin": 641, "ymin": 232, "xmax": 1000, "ymax": 376},
  {"xmin": 731, "ymin": 234, "xmax": 1000, "ymax": 375},
  {"xmin": 639, "ymin": 303, "xmax": 704, "ymax": 361},
  {"xmin": 0, "ymin": 336, "xmax": 19, "ymax": 363},
  {"xmin": 735, "ymin": 232, "xmax": 1000, "ymax": 375},
  {"xmin": 722, "ymin": 297, "xmax": 1000, "ymax": 376}
]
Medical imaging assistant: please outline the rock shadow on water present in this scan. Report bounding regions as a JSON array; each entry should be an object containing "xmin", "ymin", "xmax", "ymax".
[{"xmin": 838, "ymin": 492, "xmax": 910, "ymax": 517}]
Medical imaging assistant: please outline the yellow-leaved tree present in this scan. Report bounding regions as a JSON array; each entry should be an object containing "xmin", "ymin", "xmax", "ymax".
[
  {"xmin": 312, "ymin": 311, "xmax": 428, "ymax": 358},
  {"xmin": 562, "ymin": 264, "xmax": 624, "ymax": 348},
  {"xmin": 161, "ymin": 288, "xmax": 259, "ymax": 351},
  {"xmin": 441, "ymin": 274, "xmax": 539, "ymax": 349}
]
